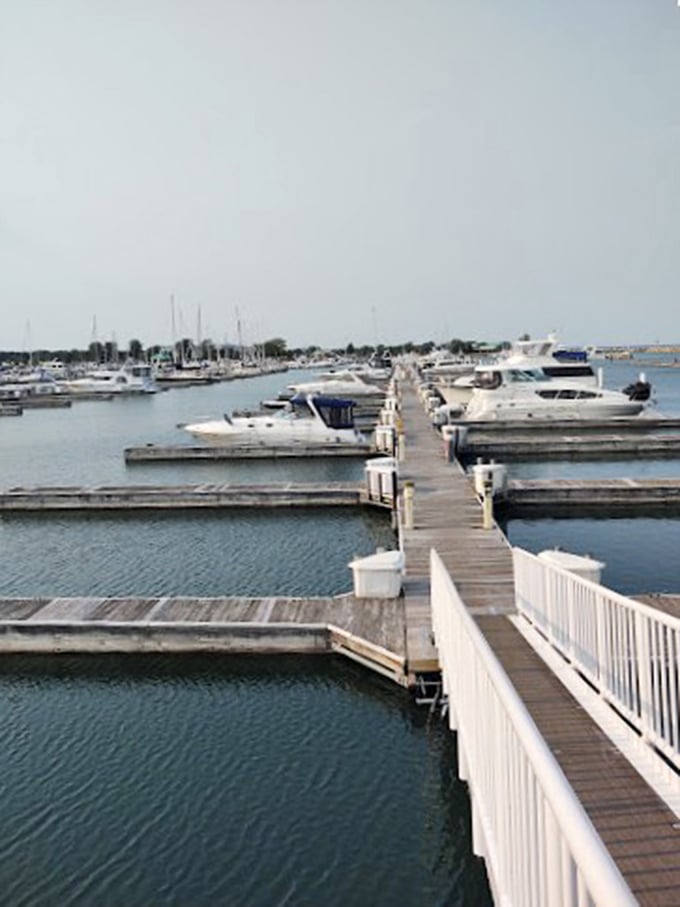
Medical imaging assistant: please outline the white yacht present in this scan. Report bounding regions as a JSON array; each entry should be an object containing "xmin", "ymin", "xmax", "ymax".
[
  {"xmin": 287, "ymin": 370, "xmax": 384, "ymax": 398},
  {"xmin": 436, "ymin": 334, "xmax": 597, "ymax": 408},
  {"xmin": 63, "ymin": 364, "xmax": 157, "ymax": 395},
  {"xmin": 463, "ymin": 366, "xmax": 650, "ymax": 422},
  {"xmin": 183, "ymin": 394, "xmax": 367, "ymax": 445}
]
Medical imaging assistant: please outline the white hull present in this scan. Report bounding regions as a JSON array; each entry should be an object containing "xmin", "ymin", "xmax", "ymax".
[
  {"xmin": 184, "ymin": 395, "xmax": 365, "ymax": 446},
  {"xmin": 464, "ymin": 399, "xmax": 644, "ymax": 422},
  {"xmin": 184, "ymin": 418, "xmax": 363, "ymax": 445}
]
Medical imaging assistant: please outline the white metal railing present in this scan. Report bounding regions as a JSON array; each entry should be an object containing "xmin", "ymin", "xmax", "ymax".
[
  {"xmin": 430, "ymin": 549, "xmax": 636, "ymax": 907},
  {"xmin": 513, "ymin": 546, "xmax": 680, "ymax": 770}
]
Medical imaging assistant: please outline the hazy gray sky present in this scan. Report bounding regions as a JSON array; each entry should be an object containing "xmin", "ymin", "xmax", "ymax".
[{"xmin": 2, "ymin": 0, "xmax": 679, "ymax": 351}]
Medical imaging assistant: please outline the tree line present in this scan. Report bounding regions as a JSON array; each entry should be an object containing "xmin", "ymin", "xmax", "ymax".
[{"xmin": 0, "ymin": 335, "xmax": 505, "ymax": 366}]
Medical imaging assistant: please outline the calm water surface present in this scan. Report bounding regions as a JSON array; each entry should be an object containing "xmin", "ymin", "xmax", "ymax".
[
  {"xmin": 0, "ymin": 370, "xmax": 492, "ymax": 906},
  {"xmin": 0, "ymin": 655, "xmax": 491, "ymax": 907},
  {"xmin": 2, "ymin": 361, "xmax": 680, "ymax": 904}
]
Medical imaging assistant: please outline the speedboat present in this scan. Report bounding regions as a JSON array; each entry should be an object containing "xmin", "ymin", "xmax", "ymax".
[
  {"xmin": 183, "ymin": 394, "xmax": 367, "ymax": 445},
  {"xmin": 462, "ymin": 365, "xmax": 651, "ymax": 422},
  {"xmin": 287, "ymin": 371, "xmax": 384, "ymax": 398}
]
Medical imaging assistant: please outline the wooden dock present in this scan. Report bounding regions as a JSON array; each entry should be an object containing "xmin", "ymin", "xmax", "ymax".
[
  {"xmin": 398, "ymin": 380, "xmax": 680, "ymax": 905},
  {"xmin": 124, "ymin": 442, "xmax": 376, "ymax": 462},
  {"xmin": 501, "ymin": 477, "xmax": 680, "ymax": 513},
  {"xmin": 0, "ymin": 482, "xmax": 366, "ymax": 511},
  {"xmin": 0, "ymin": 594, "xmax": 406, "ymax": 684},
  {"xmin": 398, "ymin": 386, "xmax": 516, "ymax": 674},
  {"xmin": 460, "ymin": 432, "xmax": 680, "ymax": 461},
  {"xmin": 460, "ymin": 416, "xmax": 680, "ymax": 434}
]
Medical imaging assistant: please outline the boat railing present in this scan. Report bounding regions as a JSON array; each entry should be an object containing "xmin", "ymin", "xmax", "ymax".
[
  {"xmin": 513, "ymin": 546, "xmax": 680, "ymax": 771},
  {"xmin": 430, "ymin": 548, "xmax": 636, "ymax": 907}
]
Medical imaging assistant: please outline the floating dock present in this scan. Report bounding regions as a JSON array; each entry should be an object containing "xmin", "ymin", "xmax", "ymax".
[
  {"xmin": 0, "ymin": 594, "xmax": 406, "ymax": 685},
  {"xmin": 501, "ymin": 477, "xmax": 680, "ymax": 513},
  {"xmin": 0, "ymin": 482, "xmax": 366, "ymax": 511},
  {"xmin": 124, "ymin": 442, "xmax": 376, "ymax": 462},
  {"xmin": 460, "ymin": 416, "xmax": 680, "ymax": 434},
  {"xmin": 461, "ymin": 432, "xmax": 680, "ymax": 461}
]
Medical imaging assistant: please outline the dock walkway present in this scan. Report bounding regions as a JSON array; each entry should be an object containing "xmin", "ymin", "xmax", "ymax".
[{"xmin": 398, "ymin": 381, "xmax": 680, "ymax": 905}]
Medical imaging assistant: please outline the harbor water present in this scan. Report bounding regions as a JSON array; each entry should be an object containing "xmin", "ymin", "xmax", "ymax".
[
  {"xmin": 0, "ymin": 369, "xmax": 492, "ymax": 907},
  {"xmin": 2, "ymin": 359, "xmax": 679, "ymax": 905}
]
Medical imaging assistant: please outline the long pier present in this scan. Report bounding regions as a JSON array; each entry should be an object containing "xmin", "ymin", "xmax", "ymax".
[{"xmin": 398, "ymin": 376, "xmax": 680, "ymax": 905}]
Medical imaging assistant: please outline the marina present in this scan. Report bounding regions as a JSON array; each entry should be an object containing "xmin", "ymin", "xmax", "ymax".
[{"xmin": 2, "ymin": 358, "xmax": 680, "ymax": 906}]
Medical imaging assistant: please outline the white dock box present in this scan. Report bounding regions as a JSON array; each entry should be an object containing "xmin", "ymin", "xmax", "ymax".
[
  {"xmin": 349, "ymin": 549, "xmax": 405, "ymax": 599},
  {"xmin": 365, "ymin": 456, "xmax": 397, "ymax": 500},
  {"xmin": 538, "ymin": 549, "xmax": 605, "ymax": 584},
  {"xmin": 472, "ymin": 462, "xmax": 507, "ymax": 496}
]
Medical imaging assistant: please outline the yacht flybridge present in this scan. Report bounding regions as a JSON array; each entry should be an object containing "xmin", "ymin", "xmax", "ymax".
[{"xmin": 183, "ymin": 394, "xmax": 366, "ymax": 445}]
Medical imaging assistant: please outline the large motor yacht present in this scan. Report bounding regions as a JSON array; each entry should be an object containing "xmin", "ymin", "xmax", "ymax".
[
  {"xmin": 437, "ymin": 334, "xmax": 597, "ymax": 408},
  {"xmin": 183, "ymin": 394, "xmax": 367, "ymax": 445},
  {"xmin": 62, "ymin": 363, "xmax": 158, "ymax": 395},
  {"xmin": 463, "ymin": 366, "xmax": 651, "ymax": 422}
]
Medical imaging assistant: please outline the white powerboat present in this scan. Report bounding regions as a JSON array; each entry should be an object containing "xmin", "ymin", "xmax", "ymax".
[
  {"xmin": 62, "ymin": 364, "xmax": 157, "ymax": 395},
  {"xmin": 287, "ymin": 371, "xmax": 384, "ymax": 398},
  {"xmin": 463, "ymin": 366, "xmax": 650, "ymax": 422},
  {"xmin": 183, "ymin": 394, "xmax": 367, "ymax": 445},
  {"xmin": 437, "ymin": 334, "xmax": 597, "ymax": 408}
]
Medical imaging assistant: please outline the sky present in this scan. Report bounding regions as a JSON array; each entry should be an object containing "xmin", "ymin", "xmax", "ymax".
[{"xmin": 1, "ymin": 0, "xmax": 679, "ymax": 352}]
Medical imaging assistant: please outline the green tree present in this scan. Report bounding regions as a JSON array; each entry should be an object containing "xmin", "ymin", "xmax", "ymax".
[
  {"xmin": 263, "ymin": 337, "xmax": 287, "ymax": 359},
  {"xmin": 128, "ymin": 339, "xmax": 144, "ymax": 361},
  {"xmin": 88, "ymin": 341, "xmax": 103, "ymax": 363}
]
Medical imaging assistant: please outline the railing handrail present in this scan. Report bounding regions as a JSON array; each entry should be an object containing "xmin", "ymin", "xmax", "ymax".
[
  {"xmin": 431, "ymin": 548, "xmax": 637, "ymax": 907},
  {"xmin": 514, "ymin": 545, "xmax": 680, "ymax": 631}
]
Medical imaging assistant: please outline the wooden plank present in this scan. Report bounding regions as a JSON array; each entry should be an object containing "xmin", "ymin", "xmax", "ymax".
[{"xmin": 397, "ymin": 384, "xmax": 516, "ymax": 672}]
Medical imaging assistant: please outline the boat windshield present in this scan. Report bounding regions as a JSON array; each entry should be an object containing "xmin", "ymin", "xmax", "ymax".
[
  {"xmin": 316, "ymin": 400, "xmax": 355, "ymax": 429},
  {"xmin": 505, "ymin": 368, "xmax": 547, "ymax": 383},
  {"xmin": 474, "ymin": 367, "xmax": 548, "ymax": 389}
]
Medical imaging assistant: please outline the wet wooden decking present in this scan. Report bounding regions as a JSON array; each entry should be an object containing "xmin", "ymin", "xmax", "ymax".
[{"xmin": 399, "ymin": 381, "xmax": 680, "ymax": 904}]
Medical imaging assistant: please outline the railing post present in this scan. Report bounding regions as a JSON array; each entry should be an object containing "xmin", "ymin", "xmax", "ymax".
[
  {"xmin": 595, "ymin": 589, "xmax": 608, "ymax": 692},
  {"xmin": 635, "ymin": 609, "xmax": 653, "ymax": 743},
  {"xmin": 482, "ymin": 476, "xmax": 494, "ymax": 530}
]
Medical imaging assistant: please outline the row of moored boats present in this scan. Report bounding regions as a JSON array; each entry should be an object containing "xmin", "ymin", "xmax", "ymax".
[{"xmin": 181, "ymin": 338, "xmax": 655, "ymax": 447}]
